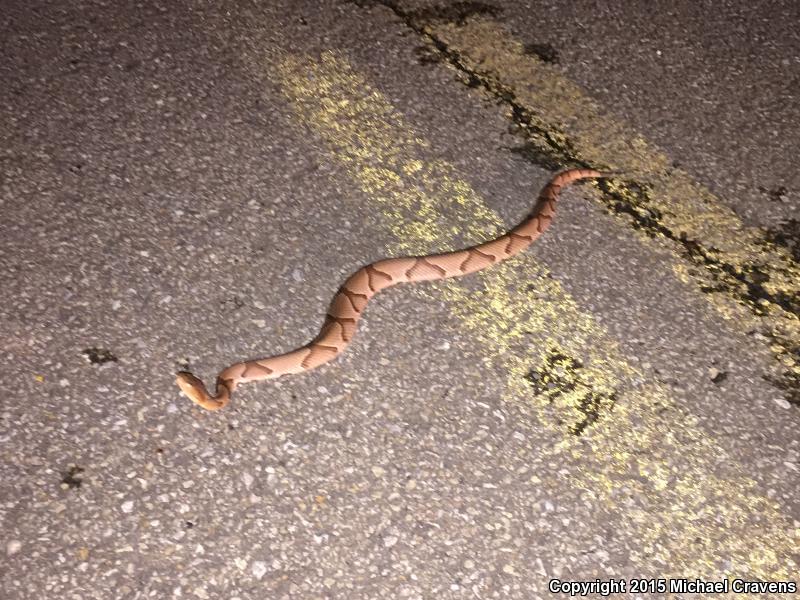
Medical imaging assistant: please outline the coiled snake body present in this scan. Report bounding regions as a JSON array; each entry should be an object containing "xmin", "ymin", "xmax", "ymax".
[{"xmin": 176, "ymin": 168, "xmax": 602, "ymax": 410}]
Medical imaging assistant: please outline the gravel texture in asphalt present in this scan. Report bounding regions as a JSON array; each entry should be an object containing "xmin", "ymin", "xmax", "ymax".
[{"xmin": 1, "ymin": 1, "xmax": 798, "ymax": 598}]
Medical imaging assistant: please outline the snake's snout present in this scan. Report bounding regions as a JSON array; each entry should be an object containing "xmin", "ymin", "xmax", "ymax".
[{"xmin": 175, "ymin": 371, "xmax": 230, "ymax": 411}]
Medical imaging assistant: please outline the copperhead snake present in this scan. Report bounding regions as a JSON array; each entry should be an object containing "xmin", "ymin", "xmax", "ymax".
[{"xmin": 176, "ymin": 168, "xmax": 603, "ymax": 410}]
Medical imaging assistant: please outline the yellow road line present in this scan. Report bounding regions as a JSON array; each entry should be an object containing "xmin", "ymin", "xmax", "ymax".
[
  {"xmin": 396, "ymin": 12, "xmax": 798, "ymax": 402},
  {"xmin": 264, "ymin": 50, "xmax": 798, "ymax": 581}
]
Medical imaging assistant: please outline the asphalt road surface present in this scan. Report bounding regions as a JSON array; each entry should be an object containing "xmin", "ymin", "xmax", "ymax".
[{"xmin": 2, "ymin": 1, "xmax": 798, "ymax": 598}]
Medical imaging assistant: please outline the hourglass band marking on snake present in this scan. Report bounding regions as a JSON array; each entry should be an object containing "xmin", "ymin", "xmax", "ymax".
[{"xmin": 176, "ymin": 168, "xmax": 604, "ymax": 410}]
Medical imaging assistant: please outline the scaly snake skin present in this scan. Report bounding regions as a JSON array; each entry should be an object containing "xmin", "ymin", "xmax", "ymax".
[{"xmin": 176, "ymin": 168, "xmax": 603, "ymax": 410}]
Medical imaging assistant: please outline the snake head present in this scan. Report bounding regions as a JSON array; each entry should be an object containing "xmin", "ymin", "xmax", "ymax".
[{"xmin": 175, "ymin": 371, "xmax": 229, "ymax": 411}]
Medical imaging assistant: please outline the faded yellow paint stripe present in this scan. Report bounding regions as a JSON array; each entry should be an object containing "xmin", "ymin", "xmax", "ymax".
[
  {"xmin": 267, "ymin": 51, "xmax": 797, "ymax": 580},
  {"xmin": 413, "ymin": 16, "xmax": 798, "ymax": 397}
]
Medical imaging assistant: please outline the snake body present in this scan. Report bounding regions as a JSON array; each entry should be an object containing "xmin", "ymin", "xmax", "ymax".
[{"xmin": 176, "ymin": 168, "xmax": 602, "ymax": 410}]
